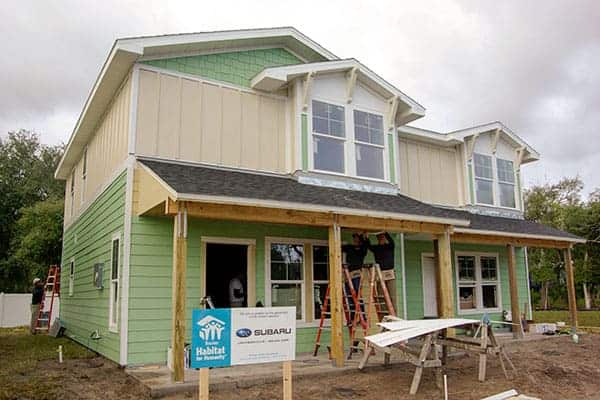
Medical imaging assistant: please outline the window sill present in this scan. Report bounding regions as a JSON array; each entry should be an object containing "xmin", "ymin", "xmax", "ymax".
[
  {"xmin": 457, "ymin": 308, "xmax": 502, "ymax": 316},
  {"xmin": 108, "ymin": 326, "xmax": 119, "ymax": 334}
]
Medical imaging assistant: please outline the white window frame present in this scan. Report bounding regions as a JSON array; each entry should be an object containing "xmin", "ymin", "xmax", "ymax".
[
  {"xmin": 311, "ymin": 243, "xmax": 330, "ymax": 323},
  {"xmin": 70, "ymin": 169, "xmax": 75, "ymax": 217},
  {"xmin": 473, "ymin": 153, "xmax": 495, "ymax": 206},
  {"xmin": 455, "ymin": 252, "xmax": 502, "ymax": 315},
  {"xmin": 108, "ymin": 232, "xmax": 121, "ymax": 332},
  {"xmin": 265, "ymin": 237, "xmax": 328, "ymax": 326},
  {"xmin": 310, "ymin": 98, "xmax": 348, "ymax": 176},
  {"xmin": 353, "ymin": 107, "xmax": 386, "ymax": 181},
  {"xmin": 496, "ymin": 158, "xmax": 516, "ymax": 209},
  {"xmin": 81, "ymin": 147, "xmax": 87, "ymax": 205},
  {"xmin": 68, "ymin": 259, "xmax": 75, "ymax": 296}
]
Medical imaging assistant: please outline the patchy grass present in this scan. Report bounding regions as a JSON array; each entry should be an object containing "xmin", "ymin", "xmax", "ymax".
[
  {"xmin": 534, "ymin": 310, "xmax": 600, "ymax": 327},
  {"xmin": 0, "ymin": 326, "xmax": 93, "ymax": 400}
]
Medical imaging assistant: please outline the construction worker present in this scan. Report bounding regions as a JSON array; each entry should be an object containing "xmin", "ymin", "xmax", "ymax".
[
  {"xmin": 368, "ymin": 232, "xmax": 396, "ymax": 307},
  {"xmin": 342, "ymin": 233, "xmax": 368, "ymax": 324},
  {"xmin": 30, "ymin": 278, "xmax": 44, "ymax": 334}
]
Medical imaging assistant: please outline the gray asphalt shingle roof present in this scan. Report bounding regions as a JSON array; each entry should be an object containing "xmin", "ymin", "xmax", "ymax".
[{"xmin": 140, "ymin": 159, "xmax": 582, "ymax": 242}]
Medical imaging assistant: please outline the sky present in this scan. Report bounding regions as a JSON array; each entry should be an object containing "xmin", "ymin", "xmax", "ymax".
[{"xmin": 1, "ymin": 0, "xmax": 599, "ymax": 194}]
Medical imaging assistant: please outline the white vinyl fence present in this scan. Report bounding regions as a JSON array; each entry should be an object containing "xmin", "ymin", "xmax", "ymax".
[{"xmin": 0, "ymin": 293, "xmax": 60, "ymax": 328}]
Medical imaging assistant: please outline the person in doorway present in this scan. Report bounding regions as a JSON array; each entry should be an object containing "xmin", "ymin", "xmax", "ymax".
[
  {"xmin": 367, "ymin": 232, "xmax": 396, "ymax": 310},
  {"xmin": 30, "ymin": 278, "xmax": 44, "ymax": 334},
  {"xmin": 229, "ymin": 274, "xmax": 245, "ymax": 308},
  {"xmin": 342, "ymin": 233, "xmax": 368, "ymax": 325}
]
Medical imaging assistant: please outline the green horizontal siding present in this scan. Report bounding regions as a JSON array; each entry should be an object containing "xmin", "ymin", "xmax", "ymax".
[
  {"xmin": 142, "ymin": 48, "xmax": 302, "ymax": 88},
  {"xmin": 403, "ymin": 240, "xmax": 530, "ymax": 323},
  {"xmin": 59, "ymin": 171, "xmax": 126, "ymax": 363}
]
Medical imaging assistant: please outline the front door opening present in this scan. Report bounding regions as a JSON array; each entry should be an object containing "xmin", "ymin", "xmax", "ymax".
[
  {"xmin": 422, "ymin": 255, "xmax": 438, "ymax": 318},
  {"xmin": 205, "ymin": 243, "xmax": 248, "ymax": 308}
]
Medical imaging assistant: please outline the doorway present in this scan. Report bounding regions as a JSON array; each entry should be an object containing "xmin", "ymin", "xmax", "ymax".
[
  {"xmin": 205, "ymin": 243, "xmax": 248, "ymax": 308},
  {"xmin": 421, "ymin": 254, "xmax": 438, "ymax": 318}
]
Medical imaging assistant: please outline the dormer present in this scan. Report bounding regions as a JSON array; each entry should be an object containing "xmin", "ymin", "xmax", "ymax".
[{"xmin": 251, "ymin": 59, "xmax": 425, "ymax": 189}]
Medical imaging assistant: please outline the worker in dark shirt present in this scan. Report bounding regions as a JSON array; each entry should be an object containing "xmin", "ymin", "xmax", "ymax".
[
  {"xmin": 342, "ymin": 233, "xmax": 368, "ymax": 324},
  {"xmin": 30, "ymin": 278, "xmax": 44, "ymax": 334},
  {"xmin": 368, "ymin": 232, "xmax": 396, "ymax": 308}
]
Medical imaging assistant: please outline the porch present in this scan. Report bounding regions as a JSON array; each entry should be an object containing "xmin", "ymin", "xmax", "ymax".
[{"xmin": 133, "ymin": 159, "xmax": 584, "ymax": 383}]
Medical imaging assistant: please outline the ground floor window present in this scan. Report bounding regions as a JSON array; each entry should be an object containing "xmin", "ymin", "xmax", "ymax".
[
  {"xmin": 269, "ymin": 242, "xmax": 304, "ymax": 320},
  {"xmin": 108, "ymin": 234, "xmax": 120, "ymax": 331},
  {"xmin": 456, "ymin": 253, "xmax": 500, "ymax": 313},
  {"xmin": 68, "ymin": 259, "xmax": 74, "ymax": 296}
]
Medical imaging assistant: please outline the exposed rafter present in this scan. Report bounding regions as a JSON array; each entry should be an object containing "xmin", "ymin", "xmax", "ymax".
[
  {"xmin": 346, "ymin": 67, "xmax": 358, "ymax": 104},
  {"xmin": 466, "ymin": 133, "xmax": 480, "ymax": 160},
  {"xmin": 387, "ymin": 96, "xmax": 399, "ymax": 127},
  {"xmin": 491, "ymin": 128, "xmax": 501, "ymax": 154},
  {"xmin": 301, "ymin": 71, "xmax": 315, "ymax": 111}
]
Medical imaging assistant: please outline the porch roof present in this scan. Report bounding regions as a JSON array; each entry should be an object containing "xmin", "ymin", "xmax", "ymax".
[{"xmin": 139, "ymin": 158, "xmax": 584, "ymax": 245}]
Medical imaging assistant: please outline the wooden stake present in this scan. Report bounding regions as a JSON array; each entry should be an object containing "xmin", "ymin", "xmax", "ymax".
[
  {"xmin": 198, "ymin": 368, "xmax": 209, "ymax": 400},
  {"xmin": 283, "ymin": 360, "xmax": 292, "ymax": 400},
  {"xmin": 564, "ymin": 247, "xmax": 578, "ymax": 331},
  {"xmin": 507, "ymin": 245, "xmax": 523, "ymax": 339},
  {"xmin": 328, "ymin": 221, "xmax": 344, "ymax": 367},
  {"xmin": 172, "ymin": 202, "xmax": 188, "ymax": 382}
]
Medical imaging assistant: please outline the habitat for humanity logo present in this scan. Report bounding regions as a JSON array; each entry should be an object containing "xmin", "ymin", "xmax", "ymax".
[
  {"xmin": 191, "ymin": 309, "xmax": 231, "ymax": 368},
  {"xmin": 198, "ymin": 316, "xmax": 226, "ymax": 341}
]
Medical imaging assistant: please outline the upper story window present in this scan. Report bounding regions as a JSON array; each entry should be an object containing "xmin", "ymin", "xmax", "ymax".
[
  {"xmin": 70, "ymin": 170, "xmax": 75, "ymax": 217},
  {"xmin": 354, "ymin": 110, "xmax": 384, "ymax": 179},
  {"xmin": 473, "ymin": 153, "xmax": 494, "ymax": 205},
  {"xmin": 312, "ymin": 100, "xmax": 345, "ymax": 174},
  {"xmin": 81, "ymin": 148, "xmax": 87, "ymax": 205},
  {"xmin": 472, "ymin": 152, "xmax": 517, "ymax": 209},
  {"xmin": 496, "ymin": 158, "xmax": 515, "ymax": 208}
]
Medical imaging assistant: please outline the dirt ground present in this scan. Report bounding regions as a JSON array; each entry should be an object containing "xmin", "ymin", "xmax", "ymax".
[{"xmin": 3, "ymin": 331, "xmax": 600, "ymax": 399}]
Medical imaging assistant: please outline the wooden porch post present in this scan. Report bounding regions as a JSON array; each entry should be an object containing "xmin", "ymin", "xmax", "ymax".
[
  {"xmin": 172, "ymin": 202, "xmax": 188, "ymax": 382},
  {"xmin": 507, "ymin": 244, "xmax": 524, "ymax": 339},
  {"xmin": 564, "ymin": 247, "xmax": 578, "ymax": 331},
  {"xmin": 435, "ymin": 227, "xmax": 454, "ymax": 319},
  {"xmin": 328, "ymin": 219, "xmax": 344, "ymax": 367}
]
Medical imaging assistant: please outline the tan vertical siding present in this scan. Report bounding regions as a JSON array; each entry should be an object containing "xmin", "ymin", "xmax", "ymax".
[
  {"xmin": 135, "ymin": 68, "xmax": 288, "ymax": 173},
  {"xmin": 398, "ymin": 138, "xmax": 460, "ymax": 206},
  {"xmin": 64, "ymin": 75, "xmax": 131, "ymax": 227}
]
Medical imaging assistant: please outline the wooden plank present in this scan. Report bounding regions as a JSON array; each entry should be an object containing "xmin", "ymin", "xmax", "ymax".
[
  {"xmin": 283, "ymin": 360, "xmax": 292, "ymax": 400},
  {"xmin": 171, "ymin": 202, "xmax": 187, "ymax": 382},
  {"xmin": 409, "ymin": 334, "xmax": 432, "ymax": 395},
  {"xmin": 478, "ymin": 324, "xmax": 488, "ymax": 381},
  {"xmin": 507, "ymin": 245, "xmax": 524, "ymax": 339},
  {"xmin": 453, "ymin": 232, "xmax": 572, "ymax": 249},
  {"xmin": 564, "ymin": 247, "xmax": 579, "ymax": 330},
  {"xmin": 329, "ymin": 221, "xmax": 344, "ymax": 367},
  {"xmin": 165, "ymin": 199, "xmax": 451, "ymax": 234},
  {"xmin": 198, "ymin": 368, "xmax": 209, "ymax": 400},
  {"xmin": 436, "ymin": 229, "xmax": 454, "ymax": 320}
]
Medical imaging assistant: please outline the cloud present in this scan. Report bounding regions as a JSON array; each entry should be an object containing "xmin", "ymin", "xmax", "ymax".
[{"xmin": 1, "ymin": 0, "xmax": 598, "ymax": 194}]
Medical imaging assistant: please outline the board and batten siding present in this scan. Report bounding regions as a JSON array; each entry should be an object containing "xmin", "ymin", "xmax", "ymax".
[
  {"xmin": 403, "ymin": 240, "xmax": 530, "ymax": 321},
  {"xmin": 60, "ymin": 171, "xmax": 127, "ymax": 363},
  {"xmin": 64, "ymin": 76, "xmax": 131, "ymax": 227},
  {"xmin": 398, "ymin": 138, "xmax": 461, "ymax": 206},
  {"xmin": 134, "ymin": 68, "xmax": 287, "ymax": 174}
]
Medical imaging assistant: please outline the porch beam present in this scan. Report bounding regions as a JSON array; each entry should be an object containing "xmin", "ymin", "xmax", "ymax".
[
  {"xmin": 328, "ymin": 220, "xmax": 344, "ymax": 367},
  {"xmin": 166, "ymin": 199, "xmax": 452, "ymax": 235},
  {"xmin": 563, "ymin": 247, "xmax": 578, "ymax": 331},
  {"xmin": 171, "ymin": 202, "xmax": 188, "ymax": 382},
  {"xmin": 507, "ymin": 244, "xmax": 524, "ymax": 339},
  {"xmin": 452, "ymin": 232, "xmax": 572, "ymax": 249},
  {"xmin": 435, "ymin": 227, "xmax": 454, "ymax": 319}
]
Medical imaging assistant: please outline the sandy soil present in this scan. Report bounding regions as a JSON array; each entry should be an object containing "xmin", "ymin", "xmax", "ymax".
[{"xmin": 11, "ymin": 335, "xmax": 600, "ymax": 400}]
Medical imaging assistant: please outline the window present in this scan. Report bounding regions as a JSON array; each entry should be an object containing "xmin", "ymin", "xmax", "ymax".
[
  {"xmin": 70, "ymin": 170, "xmax": 75, "ymax": 217},
  {"xmin": 68, "ymin": 260, "xmax": 74, "ymax": 296},
  {"xmin": 270, "ymin": 243, "xmax": 304, "ymax": 320},
  {"xmin": 473, "ymin": 153, "xmax": 494, "ymax": 205},
  {"xmin": 312, "ymin": 100, "xmax": 345, "ymax": 173},
  {"xmin": 312, "ymin": 245, "xmax": 329, "ymax": 320},
  {"xmin": 496, "ymin": 158, "xmax": 515, "ymax": 208},
  {"xmin": 457, "ymin": 254, "xmax": 500, "ymax": 313},
  {"xmin": 109, "ymin": 235, "xmax": 120, "ymax": 331},
  {"xmin": 354, "ymin": 110, "xmax": 384, "ymax": 179},
  {"xmin": 81, "ymin": 148, "xmax": 87, "ymax": 204}
]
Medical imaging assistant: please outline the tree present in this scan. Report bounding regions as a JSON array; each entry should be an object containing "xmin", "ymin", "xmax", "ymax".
[{"xmin": 0, "ymin": 130, "xmax": 64, "ymax": 292}]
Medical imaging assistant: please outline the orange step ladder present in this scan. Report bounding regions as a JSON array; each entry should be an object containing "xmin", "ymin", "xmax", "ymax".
[{"xmin": 34, "ymin": 265, "xmax": 60, "ymax": 333}]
